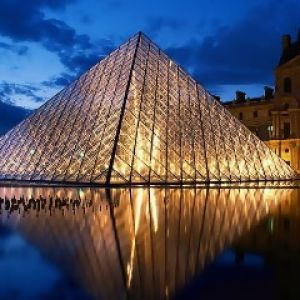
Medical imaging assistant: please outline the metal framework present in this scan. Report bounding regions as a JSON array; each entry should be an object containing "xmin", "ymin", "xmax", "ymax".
[{"xmin": 0, "ymin": 32, "xmax": 296, "ymax": 184}]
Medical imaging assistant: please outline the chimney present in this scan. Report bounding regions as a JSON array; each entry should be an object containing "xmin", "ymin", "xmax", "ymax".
[
  {"xmin": 282, "ymin": 34, "xmax": 291, "ymax": 50},
  {"xmin": 264, "ymin": 86, "xmax": 274, "ymax": 99},
  {"xmin": 235, "ymin": 91, "xmax": 246, "ymax": 102}
]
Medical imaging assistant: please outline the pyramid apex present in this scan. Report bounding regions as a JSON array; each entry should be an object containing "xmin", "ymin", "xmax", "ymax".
[
  {"xmin": 136, "ymin": 31, "xmax": 146, "ymax": 36},
  {"xmin": 134, "ymin": 31, "xmax": 152, "ymax": 41}
]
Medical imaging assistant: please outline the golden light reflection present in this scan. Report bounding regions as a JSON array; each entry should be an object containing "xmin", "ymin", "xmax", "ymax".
[
  {"xmin": 0, "ymin": 184, "xmax": 296, "ymax": 300},
  {"xmin": 127, "ymin": 188, "xmax": 144, "ymax": 288},
  {"xmin": 150, "ymin": 188, "xmax": 158, "ymax": 233},
  {"xmin": 151, "ymin": 132, "xmax": 160, "ymax": 174}
]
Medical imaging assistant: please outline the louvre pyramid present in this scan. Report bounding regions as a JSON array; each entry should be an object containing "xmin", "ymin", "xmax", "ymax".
[{"xmin": 0, "ymin": 32, "xmax": 296, "ymax": 184}]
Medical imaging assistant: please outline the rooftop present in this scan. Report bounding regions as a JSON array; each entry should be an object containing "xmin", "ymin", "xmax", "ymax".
[
  {"xmin": 223, "ymin": 86, "xmax": 274, "ymax": 106},
  {"xmin": 279, "ymin": 31, "xmax": 300, "ymax": 66}
]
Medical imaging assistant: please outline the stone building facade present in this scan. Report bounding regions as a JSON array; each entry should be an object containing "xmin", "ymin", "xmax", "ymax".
[{"xmin": 224, "ymin": 32, "xmax": 300, "ymax": 173}]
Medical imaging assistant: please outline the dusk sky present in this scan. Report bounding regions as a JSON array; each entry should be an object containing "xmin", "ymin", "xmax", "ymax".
[{"xmin": 0, "ymin": 0, "xmax": 300, "ymax": 111}]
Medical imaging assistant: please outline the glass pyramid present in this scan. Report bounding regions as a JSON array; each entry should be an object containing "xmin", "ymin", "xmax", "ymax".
[{"xmin": 0, "ymin": 32, "xmax": 296, "ymax": 184}]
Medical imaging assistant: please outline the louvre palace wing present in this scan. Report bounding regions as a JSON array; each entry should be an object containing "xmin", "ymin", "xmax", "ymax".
[{"xmin": 0, "ymin": 32, "xmax": 296, "ymax": 184}]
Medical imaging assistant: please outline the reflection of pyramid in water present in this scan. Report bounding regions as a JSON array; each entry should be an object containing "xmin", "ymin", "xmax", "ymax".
[
  {"xmin": 0, "ymin": 186, "xmax": 291, "ymax": 299},
  {"xmin": 0, "ymin": 32, "xmax": 296, "ymax": 184}
]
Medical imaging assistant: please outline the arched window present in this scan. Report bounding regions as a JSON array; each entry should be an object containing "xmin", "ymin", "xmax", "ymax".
[{"xmin": 283, "ymin": 77, "xmax": 292, "ymax": 93}]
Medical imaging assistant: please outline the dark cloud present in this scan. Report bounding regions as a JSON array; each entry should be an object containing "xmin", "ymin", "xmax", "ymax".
[
  {"xmin": 58, "ymin": 39, "xmax": 114, "ymax": 73},
  {"xmin": 41, "ymin": 40, "xmax": 114, "ymax": 89},
  {"xmin": 0, "ymin": 0, "xmax": 114, "ymax": 84},
  {"xmin": 0, "ymin": 41, "xmax": 28, "ymax": 55},
  {"xmin": 0, "ymin": 0, "xmax": 119, "ymax": 97},
  {"xmin": 0, "ymin": 99, "xmax": 31, "ymax": 136},
  {"xmin": 146, "ymin": 17, "xmax": 186, "ymax": 37},
  {"xmin": 0, "ymin": 1, "xmax": 91, "ymax": 51},
  {"xmin": 165, "ymin": 0, "xmax": 300, "ymax": 88},
  {"xmin": 0, "ymin": 82, "xmax": 43, "ymax": 104},
  {"xmin": 42, "ymin": 73, "xmax": 76, "ymax": 88}
]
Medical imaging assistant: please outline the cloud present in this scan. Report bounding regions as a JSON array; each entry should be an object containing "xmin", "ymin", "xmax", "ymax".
[
  {"xmin": 145, "ymin": 16, "xmax": 186, "ymax": 37},
  {"xmin": 0, "ymin": 99, "xmax": 30, "ymax": 136},
  {"xmin": 0, "ymin": 1, "xmax": 91, "ymax": 52},
  {"xmin": 42, "ymin": 73, "xmax": 76, "ymax": 88},
  {"xmin": 165, "ymin": 0, "xmax": 300, "ymax": 88},
  {"xmin": 0, "ymin": 0, "xmax": 120, "ymax": 95},
  {"xmin": 0, "ymin": 0, "xmax": 114, "ymax": 83},
  {"xmin": 0, "ymin": 0, "xmax": 77, "ymax": 40},
  {"xmin": 0, "ymin": 82, "xmax": 43, "ymax": 104},
  {"xmin": 0, "ymin": 41, "xmax": 28, "ymax": 55},
  {"xmin": 56, "ymin": 38, "xmax": 115, "ymax": 75}
]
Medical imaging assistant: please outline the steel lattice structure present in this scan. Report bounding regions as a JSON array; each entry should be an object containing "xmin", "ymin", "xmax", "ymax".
[{"xmin": 0, "ymin": 32, "xmax": 296, "ymax": 184}]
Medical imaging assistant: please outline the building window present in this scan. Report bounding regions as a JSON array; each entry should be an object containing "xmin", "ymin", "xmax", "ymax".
[
  {"xmin": 284, "ymin": 103, "xmax": 289, "ymax": 110},
  {"xmin": 238, "ymin": 112, "xmax": 243, "ymax": 120},
  {"xmin": 283, "ymin": 77, "xmax": 292, "ymax": 93},
  {"xmin": 267, "ymin": 125, "xmax": 273, "ymax": 132},
  {"xmin": 253, "ymin": 111, "xmax": 258, "ymax": 118},
  {"xmin": 284, "ymin": 122, "xmax": 290, "ymax": 138}
]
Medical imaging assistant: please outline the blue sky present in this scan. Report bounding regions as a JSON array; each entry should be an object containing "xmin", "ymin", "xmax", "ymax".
[{"xmin": 0, "ymin": 0, "xmax": 300, "ymax": 110}]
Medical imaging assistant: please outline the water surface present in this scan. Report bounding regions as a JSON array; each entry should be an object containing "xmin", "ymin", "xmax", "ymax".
[{"xmin": 0, "ymin": 184, "xmax": 299, "ymax": 299}]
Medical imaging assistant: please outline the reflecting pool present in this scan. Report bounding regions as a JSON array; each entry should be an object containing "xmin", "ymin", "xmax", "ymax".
[{"xmin": 0, "ymin": 184, "xmax": 299, "ymax": 299}]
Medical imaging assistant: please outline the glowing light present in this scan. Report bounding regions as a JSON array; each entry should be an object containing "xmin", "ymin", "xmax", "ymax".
[
  {"xmin": 127, "ymin": 238, "xmax": 135, "ymax": 288},
  {"xmin": 151, "ymin": 133, "xmax": 160, "ymax": 174},
  {"xmin": 150, "ymin": 188, "xmax": 158, "ymax": 232},
  {"xmin": 239, "ymin": 160, "xmax": 246, "ymax": 172},
  {"xmin": 263, "ymin": 159, "xmax": 272, "ymax": 168},
  {"xmin": 136, "ymin": 140, "xmax": 144, "ymax": 173},
  {"xmin": 127, "ymin": 189, "xmax": 144, "ymax": 288},
  {"xmin": 79, "ymin": 188, "xmax": 85, "ymax": 199}
]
